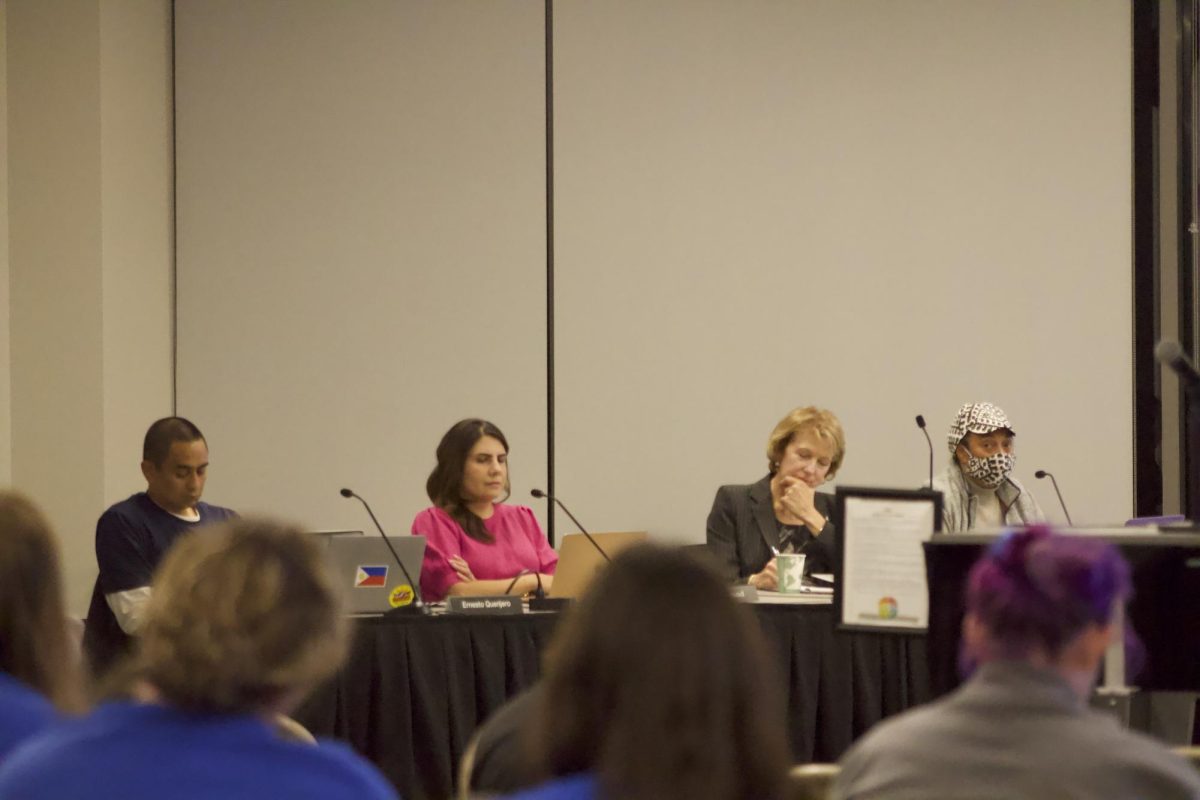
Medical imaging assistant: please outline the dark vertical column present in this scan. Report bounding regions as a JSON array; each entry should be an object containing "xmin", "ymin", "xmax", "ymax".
[
  {"xmin": 1133, "ymin": 0, "xmax": 1162, "ymax": 517},
  {"xmin": 1180, "ymin": 0, "xmax": 1198, "ymax": 515},
  {"xmin": 544, "ymin": 0, "xmax": 557, "ymax": 545},
  {"xmin": 1189, "ymin": 398, "xmax": 1200, "ymax": 520}
]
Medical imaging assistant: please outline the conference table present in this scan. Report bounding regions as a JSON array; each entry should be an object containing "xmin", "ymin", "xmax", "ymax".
[{"xmin": 294, "ymin": 601, "xmax": 930, "ymax": 800}]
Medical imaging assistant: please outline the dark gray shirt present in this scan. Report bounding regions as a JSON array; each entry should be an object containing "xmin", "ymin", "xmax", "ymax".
[{"xmin": 835, "ymin": 661, "xmax": 1200, "ymax": 800}]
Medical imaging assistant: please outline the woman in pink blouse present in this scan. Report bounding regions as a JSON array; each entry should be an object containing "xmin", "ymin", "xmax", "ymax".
[{"xmin": 411, "ymin": 419, "xmax": 557, "ymax": 602}]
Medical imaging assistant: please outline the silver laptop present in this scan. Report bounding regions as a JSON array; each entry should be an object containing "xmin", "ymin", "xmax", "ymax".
[{"xmin": 321, "ymin": 534, "xmax": 427, "ymax": 614}]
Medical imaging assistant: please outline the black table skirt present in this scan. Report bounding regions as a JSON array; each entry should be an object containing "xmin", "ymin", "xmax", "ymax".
[
  {"xmin": 294, "ymin": 605, "xmax": 928, "ymax": 800},
  {"xmin": 754, "ymin": 605, "xmax": 929, "ymax": 762}
]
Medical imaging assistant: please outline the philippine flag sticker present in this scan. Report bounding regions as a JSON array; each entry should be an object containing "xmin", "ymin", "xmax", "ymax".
[{"xmin": 355, "ymin": 565, "xmax": 388, "ymax": 588}]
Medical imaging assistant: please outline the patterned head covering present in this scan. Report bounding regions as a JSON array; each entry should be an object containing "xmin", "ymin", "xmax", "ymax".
[{"xmin": 947, "ymin": 402, "xmax": 1012, "ymax": 453}]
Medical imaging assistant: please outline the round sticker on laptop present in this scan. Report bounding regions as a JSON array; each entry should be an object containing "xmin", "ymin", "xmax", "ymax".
[{"xmin": 389, "ymin": 585, "xmax": 415, "ymax": 608}]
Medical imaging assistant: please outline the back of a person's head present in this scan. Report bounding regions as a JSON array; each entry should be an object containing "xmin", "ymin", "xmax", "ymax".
[
  {"xmin": 0, "ymin": 491, "xmax": 84, "ymax": 713},
  {"xmin": 534, "ymin": 544, "xmax": 789, "ymax": 800},
  {"xmin": 966, "ymin": 525, "xmax": 1131, "ymax": 661},
  {"xmin": 136, "ymin": 517, "xmax": 348, "ymax": 714}
]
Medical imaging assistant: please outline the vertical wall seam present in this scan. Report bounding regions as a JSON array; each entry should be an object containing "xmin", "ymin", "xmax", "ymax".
[
  {"xmin": 545, "ymin": 0, "xmax": 556, "ymax": 545},
  {"xmin": 170, "ymin": 0, "xmax": 178, "ymax": 415}
]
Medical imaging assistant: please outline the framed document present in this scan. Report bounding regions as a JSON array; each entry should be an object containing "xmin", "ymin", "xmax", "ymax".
[{"xmin": 834, "ymin": 486, "xmax": 942, "ymax": 633}]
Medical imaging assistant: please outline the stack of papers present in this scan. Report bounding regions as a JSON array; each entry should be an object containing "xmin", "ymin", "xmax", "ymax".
[{"xmin": 755, "ymin": 590, "xmax": 833, "ymax": 605}]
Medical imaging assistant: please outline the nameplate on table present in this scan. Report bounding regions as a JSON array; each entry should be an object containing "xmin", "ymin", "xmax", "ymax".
[
  {"xmin": 730, "ymin": 585, "xmax": 759, "ymax": 602},
  {"xmin": 446, "ymin": 596, "xmax": 523, "ymax": 615}
]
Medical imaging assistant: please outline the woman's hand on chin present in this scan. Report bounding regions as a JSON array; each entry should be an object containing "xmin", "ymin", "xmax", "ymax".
[{"xmin": 772, "ymin": 475, "xmax": 825, "ymax": 534}]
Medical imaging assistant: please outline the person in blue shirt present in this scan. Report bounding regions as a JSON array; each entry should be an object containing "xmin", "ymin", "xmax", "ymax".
[
  {"xmin": 0, "ymin": 517, "xmax": 399, "ymax": 800},
  {"xmin": 504, "ymin": 545, "xmax": 790, "ymax": 800},
  {"xmin": 82, "ymin": 416, "xmax": 237, "ymax": 678},
  {"xmin": 0, "ymin": 492, "xmax": 86, "ymax": 763}
]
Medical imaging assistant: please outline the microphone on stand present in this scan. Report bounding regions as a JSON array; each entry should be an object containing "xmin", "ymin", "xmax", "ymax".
[
  {"xmin": 1159, "ymin": 340, "xmax": 1200, "ymax": 521},
  {"xmin": 340, "ymin": 488, "xmax": 430, "ymax": 615},
  {"xmin": 531, "ymin": 489, "xmax": 610, "ymax": 562},
  {"xmin": 1033, "ymin": 471, "xmax": 1074, "ymax": 527},
  {"xmin": 1156, "ymin": 340, "xmax": 1200, "ymax": 393},
  {"xmin": 916, "ymin": 415, "xmax": 934, "ymax": 488}
]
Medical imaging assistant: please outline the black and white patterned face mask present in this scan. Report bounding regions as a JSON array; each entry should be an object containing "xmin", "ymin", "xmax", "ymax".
[{"xmin": 961, "ymin": 451, "xmax": 1014, "ymax": 489}]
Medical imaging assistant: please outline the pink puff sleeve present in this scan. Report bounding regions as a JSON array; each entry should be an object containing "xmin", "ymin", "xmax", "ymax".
[
  {"xmin": 410, "ymin": 507, "xmax": 463, "ymax": 602},
  {"xmin": 514, "ymin": 506, "xmax": 558, "ymax": 575}
]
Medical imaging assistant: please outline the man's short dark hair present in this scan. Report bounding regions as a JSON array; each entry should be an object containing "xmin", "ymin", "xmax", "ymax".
[{"xmin": 143, "ymin": 417, "xmax": 206, "ymax": 466}]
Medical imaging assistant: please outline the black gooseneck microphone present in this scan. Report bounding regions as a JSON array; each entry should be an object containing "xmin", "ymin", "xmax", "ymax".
[
  {"xmin": 339, "ymin": 488, "xmax": 430, "ymax": 615},
  {"xmin": 531, "ymin": 489, "xmax": 610, "ymax": 562},
  {"xmin": 1033, "ymin": 471, "xmax": 1074, "ymax": 527},
  {"xmin": 916, "ymin": 415, "xmax": 934, "ymax": 488},
  {"xmin": 1158, "ymin": 340, "xmax": 1200, "ymax": 521},
  {"xmin": 1156, "ymin": 340, "xmax": 1200, "ymax": 392}
]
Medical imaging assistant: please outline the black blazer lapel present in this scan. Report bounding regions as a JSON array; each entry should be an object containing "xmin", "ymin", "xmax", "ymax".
[{"xmin": 749, "ymin": 476, "xmax": 780, "ymax": 554}]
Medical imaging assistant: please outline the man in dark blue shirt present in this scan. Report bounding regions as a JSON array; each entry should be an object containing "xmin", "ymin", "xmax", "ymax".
[{"xmin": 83, "ymin": 417, "xmax": 236, "ymax": 678}]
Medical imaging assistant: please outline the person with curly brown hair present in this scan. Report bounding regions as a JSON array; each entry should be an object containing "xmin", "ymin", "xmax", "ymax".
[{"xmin": 0, "ymin": 518, "xmax": 398, "ymax": 799}]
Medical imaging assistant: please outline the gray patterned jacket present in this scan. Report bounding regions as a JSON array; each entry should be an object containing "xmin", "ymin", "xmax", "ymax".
[{"xmin": 932, "ymin": 463, "xmax": 1044, "ymax": 533}]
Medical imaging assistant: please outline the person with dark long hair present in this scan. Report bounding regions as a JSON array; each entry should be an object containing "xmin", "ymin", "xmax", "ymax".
[
  {"xmin": 505, "ymin": 545, "xmax": 790, "ymax": 800},
  {"xmin": 0, "ymin": 492, "xmax": 85, "ymax": 761},
  {"xmin": 412, "ymin": 419, "xmax": 556, "ymax": 601}
]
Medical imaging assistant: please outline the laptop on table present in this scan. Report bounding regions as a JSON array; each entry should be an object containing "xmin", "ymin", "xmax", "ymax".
[
  {"xmin": 321, "ymin": 534, "xmax": 427, "ymax": 614},
  {"xmin": 549, "ymin": 531, "xmax": 647, "ymax": 599}
]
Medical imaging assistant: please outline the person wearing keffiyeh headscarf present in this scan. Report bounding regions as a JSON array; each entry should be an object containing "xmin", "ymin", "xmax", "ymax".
[{"xmin": 932, "ymin": 401, "xmax": 1043, "ymax": 533}]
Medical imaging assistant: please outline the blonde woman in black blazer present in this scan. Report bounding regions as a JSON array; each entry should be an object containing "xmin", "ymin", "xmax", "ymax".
[{"xmin": 706, "ymin": 407, "xmax": 846, "ymax": 589}]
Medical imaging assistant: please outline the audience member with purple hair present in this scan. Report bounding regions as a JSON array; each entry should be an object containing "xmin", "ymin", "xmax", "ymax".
[{"xmin": 834, "ymin": 525, "xmax": 1200, "ymax": 800}]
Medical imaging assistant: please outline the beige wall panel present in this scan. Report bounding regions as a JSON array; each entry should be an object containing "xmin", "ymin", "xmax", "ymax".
[
  {"xmin": 8, "ymin": 0, "xmax": 106, "ymax": 612},
  {"xmin": 175, "ymin": 1, "xmax": 547, "ymax": 534},
  {"xmin": 554, "ymin": 0, "xmax": 1133, "ymax": 538},
  {"xmin": 0, "ymin": 0, "xmax": 11, "ymax": 486},
  {"xmin": 99, "ymin": 0, "xmax": 174, "ymax": 503}
]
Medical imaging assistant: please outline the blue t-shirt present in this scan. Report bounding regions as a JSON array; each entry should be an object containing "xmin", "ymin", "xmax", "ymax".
[
  {"xmin": 0, "ymin": 673, "xmax": 56, "ymax": 765},
  {"xmin": 0, "ymin": 702, "xmax": 399, "ymax": 800},
  {"xmin": 82, "ymin": 493, "xmax": 237, "ymax": 676},
  {"xmin": 503, "ymin": 773, "xmax": 598, "ymax": 800}
]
